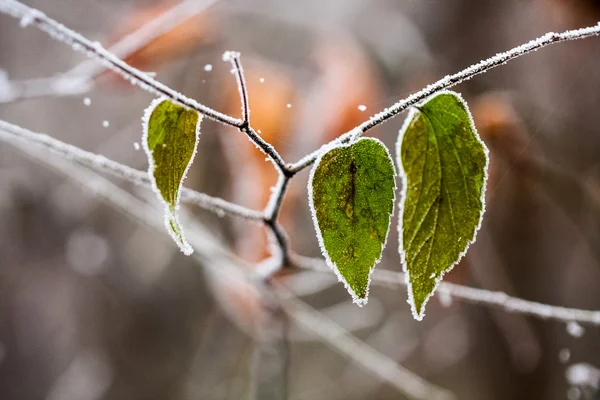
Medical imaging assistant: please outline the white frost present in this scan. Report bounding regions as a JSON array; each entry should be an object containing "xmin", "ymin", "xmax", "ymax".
[
  {"xmin": 83, "ymin": 97, "xmax": 91, "ymax": 106},
  {"xmin": 102, "ymin": 120, "xmax": 109, "ymax": 128},
  {"xmin": 133, "ymin": 142, "xmax": 140, "ymax": 150},
  {"xmin": 203, "ymin": 64, "xmax": 212, "ymax": 72},
  {"xmin": 358, "ymin": 105, "xmax": 367, "ymax": 112}
]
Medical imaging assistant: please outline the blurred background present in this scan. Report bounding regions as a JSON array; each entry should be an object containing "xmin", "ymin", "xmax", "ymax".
[{"xmin": 2, "ymin": 0, "xmax": 600, "ymax": 399}]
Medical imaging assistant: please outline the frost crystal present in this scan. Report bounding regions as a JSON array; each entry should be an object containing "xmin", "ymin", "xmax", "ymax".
[
  {"xmin": 204, "ymin": 64, "xmax": 212, "ymax": 72},
  {"xmin": 567, "ymin": 321, "xmax": 585, "ymax": 338},
  {"xmin": 222, "ymin": 51, "xmax": 240, "ymax": 62},
  {"xmin": 259, "ymin": 78, "xmax": 265, "ymax": 83},
  {"xmin": 102, "ymin": 120, "xmax": 109, "ymax": 128},
  {"xmin": 286, "ymin": 103, "xmax": 292, "ymax": 108},
  {"xmin": 358, "ymin": 105, "xmax": 367, "ymax": 111},
  {"xmin": 83, "ymin": 97, "xmax": 91, "ymax": 106},
  {"xmin": 133, "ymin": 142, "xmax": 140, "ymax": 150}
]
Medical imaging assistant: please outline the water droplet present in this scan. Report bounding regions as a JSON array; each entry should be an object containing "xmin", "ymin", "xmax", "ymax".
[
  {"xmin": 358, "ymin": 105, "xmax": 367, "ymax": 111},
  {"xmin": 83, "ymin": 97, "xmax": 91, "ymax": 106},
  {"xmin": 204, "ymin": 64, "xmax": 212, "ymax": 72},
  {"xmin": 102, "ymin": 120, "xmax": 109, "ymax": 128},
  {"xmin": 287, "ymin": 103, "xmax": 292, "ymax": 108},
  {"xmin": 259, "ymin": 78, "xmax": 265, "ymax": 83}
]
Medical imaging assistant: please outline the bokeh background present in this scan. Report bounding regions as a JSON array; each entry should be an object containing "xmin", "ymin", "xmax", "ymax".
[{"xmin": 2, "ymin": 0, "xmax": 600, "ymax": 399}]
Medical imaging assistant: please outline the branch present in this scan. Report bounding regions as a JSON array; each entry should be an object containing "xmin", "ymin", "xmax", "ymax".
[
  {"xmin": 0, "ymin": 0, "xmax": 218, "ymax": 103},
  {"xmin": 0, "ymin": 119, "xmax": 264, "ymax": 222},
  {"xmin": 0, "ymin": 0, "xmax": 241, "ymax": 127},
  {"xmin": 289, "ymin": 22, "xmax": 600, "ymax": 174},
  {"xmin": 223, "ymin": 52, "xmax": 288, "ymax": 172},
  {"xmin": 291, "ymin": 254, "xmax": 600, "ymax": 326},
  {"xmin": 276, "ymin": 287, "xmax": 456, "ymax": 400},
  {"xmin": 224, "ymin": 51, "xmax": 250, "ymax": 125}
]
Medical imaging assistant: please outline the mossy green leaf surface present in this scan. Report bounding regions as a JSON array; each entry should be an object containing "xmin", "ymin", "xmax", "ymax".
[
  {"xmin": 143, "ymin": 99, "xmax": 201, "ymax": 255},
  {"xmin": 309, "ymin": 138, "xmax": 396, "ymax": 305},
  {"xmin": 398, "ymin": 91, "xmax": 488, "ymax": 320}
]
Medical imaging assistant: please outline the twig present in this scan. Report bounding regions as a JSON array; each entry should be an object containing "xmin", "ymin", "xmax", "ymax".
[
  {"xmin": 225, "ymin": 52, "xmax": 251, "ymax": 126},
  {"xmin": 223, "ymin": 51, "xmax": 288, "ymax": 172},
  {"xmin": 276, "ymin": 287, "xmax": 456, "ymax": 400},
  {"xmin": 0, "ymin": 0, "xmax": 241, "ymax": 127},
  {"xmin": 291, "ymin": 254, "xmax": 600, "ymax": 326},
  {"xmin": 0, "ymin": 0, "xmax": 218, "ymax": 103},
  {"xmin": 0, "ymin": 119, "xmax": 264, "ymax": 222},
  {"xmin": 0, "ymin": 0, "xmax": 292, "ymax": 175},
  {"xmin": 289, "ymin": 22, "xmax": 600, "ymax": 174}
]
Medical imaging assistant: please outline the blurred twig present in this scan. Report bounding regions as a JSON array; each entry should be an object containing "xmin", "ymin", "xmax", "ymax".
[
  {"xmin": 276, "ymin": 287, "xmax": 456, "ymax": 400},
  {"xmin": 291, "ymin": 254, "xmax": 600, "ymax": 325},
  {"xmin": 0, "ymin": 0, "xmax": 219, "ymax": 103}
]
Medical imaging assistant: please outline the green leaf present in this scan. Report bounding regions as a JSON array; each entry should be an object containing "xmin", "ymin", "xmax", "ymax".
[
  {"xmin": 143, "ymin": 98, "xmax": 201, "ymax": 255},
  {"xmin": 309, "ymin": 137, "xmax": 396, "ymax": 305},
  {"xmin": 397, "ymin": 91, "xmax": 488, "ymax": 320}
]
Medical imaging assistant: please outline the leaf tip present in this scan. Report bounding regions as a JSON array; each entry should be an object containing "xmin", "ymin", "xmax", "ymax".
[{"xmin": 165, "ymin": 210, "xmax": 193, "ymax": 256}]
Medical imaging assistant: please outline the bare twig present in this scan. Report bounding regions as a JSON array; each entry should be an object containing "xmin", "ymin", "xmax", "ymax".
[
  {"xmin": 0, "ymin": 119, "xmax": 264, "ymax": 221},
  {"xmin": 0, "ymin": 0, "xmax": 240, "ymax": 126},
  {"xmin": 0, "ymin": 0, "xmax": 219, "ymax": 103},
  {"xmin": 289, "ymin": 22, "xmax": 600, "ymax": 173},
  {"xmin": 276, "ymin": 287, "xmax": 456, "ymax": 400},
  {"xmin": 225, "ymin": 52, "xmax": 251, "ymax": 126},
  {"xmin": 291, "ymin": 254, "xmax": 600, "ymax": 326}
]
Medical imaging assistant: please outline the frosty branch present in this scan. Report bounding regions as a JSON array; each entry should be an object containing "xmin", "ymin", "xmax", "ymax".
[
  {"xmin": 2, "ymin": 0, "xmax": 600, "ymax": 323},
  {"xmin": 0, "ymin": 0, "xmax": 219, "ymax": 103}
]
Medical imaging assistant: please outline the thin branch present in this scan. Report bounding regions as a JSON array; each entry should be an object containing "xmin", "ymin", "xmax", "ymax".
[
  {"xmin": 225, "ymin": 51, "xmax": 251, "ymax": 125},
  {"xmin": 0, "ymin": 0, "xmax": 218, "ymax": 103},
  {"xmin": 289, "ymin": 22, "xmax": 600, "ymax": 174},
  {"xmin": 276, "ymin": 287, "xmax": 456, "ymax": 400},
  {"xmin": 291, "ymin": 254, "xmax": 600, "ymax": 326},
  {"xmin": 0, "ymin": 0, "xmax": 242, "ymax": 127},
  {"xmin": 0, "ymin": 119, "xmax": 264, "ymax": 222}
]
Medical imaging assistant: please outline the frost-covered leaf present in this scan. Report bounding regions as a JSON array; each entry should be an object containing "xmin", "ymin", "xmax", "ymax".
[
  {"xmin": 143, "ymin": 98, "xmax": 201, "ymax": 255},
  {"xmin": 398, "ymin": 91, "xmax": 488, "ymax": 320},
  {"xmin": 309, "ymin": 138, "xmax": 396, "ymax": 305}
]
